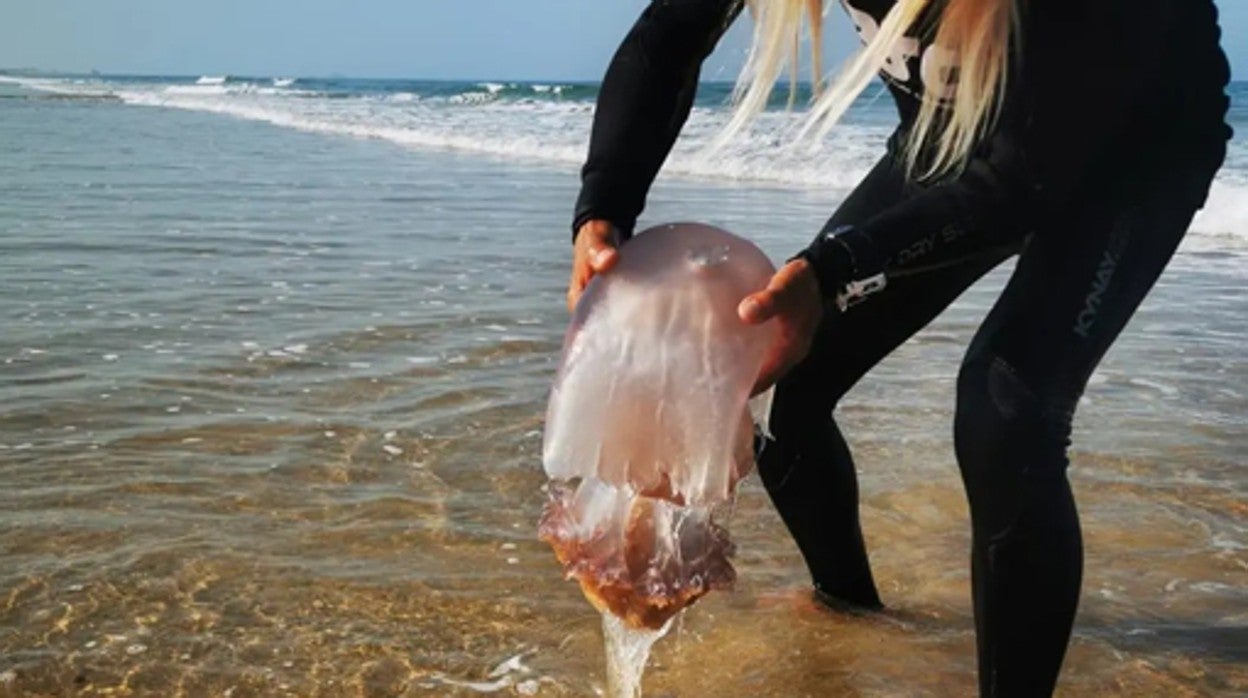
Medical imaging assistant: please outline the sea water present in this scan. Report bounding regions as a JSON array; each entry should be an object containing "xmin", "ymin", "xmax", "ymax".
[{"xmin": 0, "ymin": 72, "xmax": 1245, "ymax": 695}]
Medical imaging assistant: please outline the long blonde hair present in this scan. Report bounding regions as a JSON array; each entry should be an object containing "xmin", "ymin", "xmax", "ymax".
[{"xmin": 728, "ymin": 0, "xmax": 1017, "ymax": 178}]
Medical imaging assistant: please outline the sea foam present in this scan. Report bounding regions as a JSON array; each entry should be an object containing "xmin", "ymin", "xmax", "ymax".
[{"xmin": 6, "ymin": 73, "xmax": 1246, "ymax": 247}]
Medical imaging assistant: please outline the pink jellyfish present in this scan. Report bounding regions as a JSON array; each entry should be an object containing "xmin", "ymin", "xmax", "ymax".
[{"xmin": 540, "ymin": 222, "xmax": 778, "ymax": 629}]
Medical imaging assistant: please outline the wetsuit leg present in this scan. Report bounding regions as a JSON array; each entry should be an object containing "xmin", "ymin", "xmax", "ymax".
[
  {"xmin": 954, "ymin": 172, "xmax": 1199, "ymax": 696},
  {"xmin": 757, "ymin": 155, "xmax": 1016, "ymax": 607}
]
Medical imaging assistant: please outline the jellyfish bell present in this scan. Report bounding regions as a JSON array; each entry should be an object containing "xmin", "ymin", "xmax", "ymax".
[
  {"xmin": 540, "ymin": 222, "xmax": 778, "ymax": 629},
  {"xmin": 544, "ymin": 223, "xmax": 777, "ymax": 503}
]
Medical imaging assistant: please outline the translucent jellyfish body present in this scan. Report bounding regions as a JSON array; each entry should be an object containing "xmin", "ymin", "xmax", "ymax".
[{"xmin": 540, "ymin": 222, "xmax": 777, "ymax": 629}]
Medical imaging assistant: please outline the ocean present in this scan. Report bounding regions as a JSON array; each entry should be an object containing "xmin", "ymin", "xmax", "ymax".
[{"xmin": 0, "ymin": 73, "xmax": 1244, "ymax": 696}]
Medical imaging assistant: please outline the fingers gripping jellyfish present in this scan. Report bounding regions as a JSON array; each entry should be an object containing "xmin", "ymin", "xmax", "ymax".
[{"xmin": 539, "ymin": 223, "xmax": 777, "ymax": 634}]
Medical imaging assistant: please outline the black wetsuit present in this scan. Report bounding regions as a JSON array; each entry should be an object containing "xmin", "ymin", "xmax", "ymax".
[{"xmin": 571, "ymin": 1, "xmax": 1231, "ymax": 695}]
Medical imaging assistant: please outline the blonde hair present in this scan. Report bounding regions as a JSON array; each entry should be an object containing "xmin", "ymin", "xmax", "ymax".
[{"xmin": 728, "ymin": 0, "xmax": 1017, "ymax": 178}]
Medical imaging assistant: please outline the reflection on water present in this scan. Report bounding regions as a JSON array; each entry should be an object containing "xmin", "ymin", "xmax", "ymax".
[{"xmin": 0, "ymin": 94, "xmax": 1245, "ymax": 696}]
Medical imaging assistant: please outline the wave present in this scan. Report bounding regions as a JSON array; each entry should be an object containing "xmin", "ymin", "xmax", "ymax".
[
  {"xmin": 162, "ymin": 82, "xmax": 324, "ymax": 99},
  {"xmin": 196, "ymin": 75, "xmax": 228, "ymax": 86},
  {"xmin": 111, "ymin": 85, "xmax": 884, "ymax": 190},
  {"xmin": 273, "ymin": 77, "xmax": 297, "ymax": 88},
  {"xmin": 1189, "ymin": 180, "xmax": 1248, "ymax": 244},
  {"xmin": 9, "ymin": 73, "xmax": 1247, "ymax": 248},
  {"xmin": 447, "ymin": 91, "xmax": 497, "ymax": 105},
  {"xmin": 114, "ymin": 87, "xmax": 593, "ymax": 166},
  {"xmin": 165, "ymin": 84, "xmax": 233, "ymax": 96},
  {"xmin": 441, "ymin": 82, "xmax": 586, "ymax": 104},
  {"xmin": 530, "ymin": 84, "xmax": 568, "ymax": 96},
  {"xmin": 0, "ymin": 74, "xmax": 115, "ymax": 99}
]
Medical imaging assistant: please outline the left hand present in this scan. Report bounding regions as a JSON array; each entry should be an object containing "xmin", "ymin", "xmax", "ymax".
[{"xmin": 738, "ymin": 258, "xmax": 824, "ymax": 395}]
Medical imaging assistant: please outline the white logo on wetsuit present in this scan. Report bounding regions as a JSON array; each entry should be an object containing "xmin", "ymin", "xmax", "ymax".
[{"xmin": 841, "ymin": 0, "xmax": 958, "ymax": 101}]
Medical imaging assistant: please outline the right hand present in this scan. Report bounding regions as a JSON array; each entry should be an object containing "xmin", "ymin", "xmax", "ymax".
[
  {"xmin": 738, "ymin": 257, "xmax": 824, "ymax": 395},
  {"xmin": 567, "ymin": 219, "xmax": 621, "ymax": 313}
]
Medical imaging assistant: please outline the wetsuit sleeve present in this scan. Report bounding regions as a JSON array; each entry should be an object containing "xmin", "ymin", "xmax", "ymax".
[
  {"xmin": 572, "ymin": 0, "xmax": 744, "ymax": 239},
  {"xmin": 807, "ymin": 0, "xmax": 1192, "ymax": 296}
]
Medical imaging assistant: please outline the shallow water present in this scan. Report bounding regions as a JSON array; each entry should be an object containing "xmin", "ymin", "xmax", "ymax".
[{"xmin": 0, "ymin": 86, "xmax": 1245, "ymax": 696}]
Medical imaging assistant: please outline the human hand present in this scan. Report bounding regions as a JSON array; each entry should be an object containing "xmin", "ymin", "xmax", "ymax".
[
  {"xmin": 567, "ymin": 219, "xmax": 621, "ymax": 313},
  {"xmin": 738, "ymin": 258, "xmax": 824, "ymax": 395}
]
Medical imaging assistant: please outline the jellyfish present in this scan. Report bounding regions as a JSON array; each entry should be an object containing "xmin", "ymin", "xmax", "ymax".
[{"xmin": 539, "ymin": 222, "xmax": 778, "ymax": 630}]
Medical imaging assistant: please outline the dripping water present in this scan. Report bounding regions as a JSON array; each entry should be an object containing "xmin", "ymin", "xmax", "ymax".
[{"xmin": 601, "ymin": 613, "xmax": 674, "ymax": 698}]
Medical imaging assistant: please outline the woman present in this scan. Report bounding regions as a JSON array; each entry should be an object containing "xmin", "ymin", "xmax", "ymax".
[{"xmin": 565, "ymin": 0, "xmax": 1231, "ymax": 694}]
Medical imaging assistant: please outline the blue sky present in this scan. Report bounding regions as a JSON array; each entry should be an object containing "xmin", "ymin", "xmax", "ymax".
[{"xmin": 2, "ymin": 0, "xmax": 1245, "ymax": 81}]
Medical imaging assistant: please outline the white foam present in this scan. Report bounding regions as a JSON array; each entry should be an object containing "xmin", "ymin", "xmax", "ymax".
[
  {"xmin": 1188, "ymin": 179, "xmax": 1248, "ymax": 248},
  {"xmin": 113, "ymin": 86, "xmax": 590, "ymax": 164},
  {"xmin": 14, "ymin": 75, "xmax": 1245, "ymax": 249},
  {"xmin": 164, "ymin": 84, "xmax": 232, "ymax": 96},
  {"xmin": 163, "ymin": 83, "xmax": 315, "ymax": 98},
  {"xmin": 273, "ymin": 77, "xmax": 296, "ymax": 87},
  {"xmin": 0, "ymin": 75, "xmax": 113, "ymax": 98},
  {"xmin": 448, "ymin": 91, "xmax": 497, "ymax": 105},
  {"xmin": 110, "ymin": 83, "xmax": 881, "ymax": 191}
]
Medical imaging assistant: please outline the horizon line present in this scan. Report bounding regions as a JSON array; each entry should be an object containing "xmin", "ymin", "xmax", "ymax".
[
  {"xmin": 0, "ymin": 67, "xmax": 753, "ymax": 85},
  {"xmin": 5, "ymin": 67, "xmax": 1247, "ymax": 88}
]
